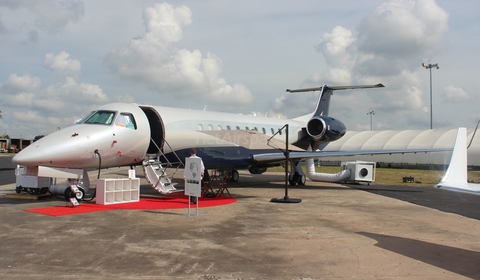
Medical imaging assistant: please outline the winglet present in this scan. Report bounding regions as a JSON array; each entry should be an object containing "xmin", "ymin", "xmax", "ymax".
[{"xmin": 435, "ymin": 127, "xmax": 480, "ymax": 194}]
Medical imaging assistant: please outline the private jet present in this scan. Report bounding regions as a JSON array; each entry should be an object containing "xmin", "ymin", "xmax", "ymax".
[{"xmin": 12, "ymin": 83, "xmax": 449, "ymax": 200}]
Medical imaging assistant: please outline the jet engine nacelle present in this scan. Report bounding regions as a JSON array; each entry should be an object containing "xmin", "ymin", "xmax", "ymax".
[{"xmin": 306, "ymin": 116, "xmax": 346, "ymax": 142}]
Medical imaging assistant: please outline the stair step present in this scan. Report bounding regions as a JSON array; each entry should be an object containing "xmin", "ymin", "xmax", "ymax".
[{"xmin": 142, "ymin": 152, "xmax": 181, "ymax": 196}]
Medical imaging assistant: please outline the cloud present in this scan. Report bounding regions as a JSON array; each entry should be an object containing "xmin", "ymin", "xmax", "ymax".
[
  {"xmin": 142, "ymin": 2, "xmax": 192, "ymax": 45},
  {"xmin": 443, "ymin": 85, "xmax": 469, "ymax": 102},
  {"xmin": 59, "ymin": 77, "xmax": 109, "ymax": 103},
  {"xmin": 309, "ymin": 26, "xmax": 355, "ymax": 85},
  {"xmin": 1, "ymin": 73, "xmax": 41, "ymax": 95},
  {"xmin": 0, "ymin": 0, "xmax": 28, "ymax": 9},
  {"xmin": 0, "ymin": 0, "xmax": 84, "ymax": 41},
  {"xmin": 356, "ymin": 0, "xmax": 449, "ymax": 74},
  {"xmin": 0, "ymin": 74, "xmax": 41, "ymax": 110},
  {"xmin": 43, "ymin": 51, "xmax": 81, "ymax": 79},
  {"xmin": 104, "ymin": 2, "xmax": 253, "ymax": 106},
  {"xmin": 33, "ymin": 0, "xmax": 84, "ymax": 34},
  {"xmin": 315, "ymin": 26, "xmax": 355, "ymax": 70},
  {"xmin": 0, "ymin": 73, "xmax": 108, "ymax": 110},
  {"xmin": 271, "ymin": 91, "xmax": 318, "ymax": 118},
  {"xmin": 0, "ymin": 62, "xmax": 109, "ymax": 136},
  {"xmin": 40, "ymin": 77, "xmax": 109, "ymax": 113},
  {"xmin": 12, "ymin": 110, "xmax": 46, "ymax": 124},
  {"xmin": 271, "ymin": 0, "xmax": 450, "ymax": 130}
]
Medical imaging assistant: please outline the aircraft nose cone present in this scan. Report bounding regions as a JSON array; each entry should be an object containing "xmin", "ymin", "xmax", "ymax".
[
  {"xmin": 11, "ymin": 125, "xmax": 108, "ymax": 169},
  {"xmin": 12, "ymin": 145, "xmax": 46, "ymax": 166}
]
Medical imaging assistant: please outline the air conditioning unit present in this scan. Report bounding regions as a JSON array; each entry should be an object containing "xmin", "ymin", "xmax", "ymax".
[{"xmin": 341, "ymin": 161, "xmax": 376, "ymax": 183}]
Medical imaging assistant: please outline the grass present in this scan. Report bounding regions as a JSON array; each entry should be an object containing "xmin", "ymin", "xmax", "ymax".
[{"xmin": 268, "ymin": 165, "xmax": 480, "ymax": 187}]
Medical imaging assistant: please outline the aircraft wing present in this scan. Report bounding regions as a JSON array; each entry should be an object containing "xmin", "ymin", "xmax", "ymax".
[
  {"xmin": 252, "ymin": 148, "xmax": 453, "ymax": 163},
  {"xmin": 200, "ymin": 130, "xmax": 304, "ymax": 151},
  {"xmin": 200, "ymin": 130, "xmax": 452, "ymax": 163}
]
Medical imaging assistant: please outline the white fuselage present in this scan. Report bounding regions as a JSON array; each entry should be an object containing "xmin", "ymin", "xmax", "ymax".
[{"xmin": 12, "ymin": 103, "xmax": 308, "ymax": 169}]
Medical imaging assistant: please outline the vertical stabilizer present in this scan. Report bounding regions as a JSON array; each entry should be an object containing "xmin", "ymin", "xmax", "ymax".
[
  {"xmin": 435, "ymin": 127, "xmax": 480, "ymax": 194},
  {"xmin": 287, "ymin": 85, "xmax": 331, "ymax": 116},
  {"xmin": 313, "ymin": 86, "xmax": 332, "ymax": 117}
]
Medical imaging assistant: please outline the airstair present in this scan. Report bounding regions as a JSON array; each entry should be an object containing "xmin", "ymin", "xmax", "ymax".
[{"xmin": 142, "ymin": 139, "xmax": 184, "ymax": 195}]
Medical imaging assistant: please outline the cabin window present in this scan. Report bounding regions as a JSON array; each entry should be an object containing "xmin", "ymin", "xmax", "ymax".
[
  {"xmin": 271, "ymin": 128, "xmax": 275, "ymax": 134},
  {"xmin": 254, "ymin": 127, "xmax": 258, "ymax": 131},
  {"xmin": 116, "ymin": 113, "xmax": 137, "ymax": 129},
  {"xmin": 245, "ymin": 126, "xmax": 249, "ymax": 130},
  {"xmin": 217, "ymin": 125, "xmax": 222, "ymax": 130},
  {"xmin": 208, "ymin": 124, "xmax": 213, "ymax": 130},
  {"xmin": 198, "ymin": 124, "xmax": 203, "ymax": 131},
  {"xmin": 226, "ymin": 125, "xmax": 231, "ymax": 130},
  {"xmin": 236, "ymin": 126, "xmax": 240, "ymax": 130},
  {"xmin": 83, "ymin": 110, "xmax": 116, "ymax": 125},
  {"xmin": 262, "ymin": 128, "xmax": 266, "ymax": 134}
]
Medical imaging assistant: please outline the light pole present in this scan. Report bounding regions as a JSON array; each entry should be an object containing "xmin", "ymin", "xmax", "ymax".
[
  {"xmin": 367, "ymin": 110, "xmax": 375, "ymax": 131},
  {"xmin": 422, "ymin": 62, "xmax": 439, "ymax": 129}
]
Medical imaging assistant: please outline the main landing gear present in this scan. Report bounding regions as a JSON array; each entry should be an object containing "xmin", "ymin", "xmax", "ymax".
[
  {"xmin": 231, "ymin": 169, "xmax": 239, "ymax": 182},
  {"xmin": 288, "ymin": 160, "xmax": 306, "ymax": 186}
]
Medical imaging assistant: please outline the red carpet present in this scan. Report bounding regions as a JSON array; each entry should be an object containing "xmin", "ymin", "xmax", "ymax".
[{"xmin": 25, "ymin": 196, "xmax": 236, "ymax": 217}]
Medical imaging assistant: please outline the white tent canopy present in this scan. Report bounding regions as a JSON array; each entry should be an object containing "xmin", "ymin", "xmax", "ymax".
[{"xmin": 322, "ymin": 128, "xmax": 480, "ymax": 166}]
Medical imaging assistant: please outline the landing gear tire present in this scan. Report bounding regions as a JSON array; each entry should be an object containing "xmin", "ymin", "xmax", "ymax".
[
  {"xmin": 289, "ymin": 172, "xmax": 299, "ymax": 186},
  {"xmin": 298, "ymin": 175, "xmax": 306, "ymax": 186},
  {"xmin": 15, "ymin": 186, "xmax": 21, "ymax": 194},
  {"xmin": 231, "ymin": 169, "xmax": 239, "ymax": 182},
  {"xmin": 289, "ymin": 173, "xmax": 306, "ymax": 186}
]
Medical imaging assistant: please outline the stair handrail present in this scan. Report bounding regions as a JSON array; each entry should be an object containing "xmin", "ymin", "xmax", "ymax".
[
  {"xmin": 162, "ymin": 138, "xmax": 185, "ymax": 168},
  {"xmin": 149, "ymin": 138, "xmax": 184, "ymax": 177}
]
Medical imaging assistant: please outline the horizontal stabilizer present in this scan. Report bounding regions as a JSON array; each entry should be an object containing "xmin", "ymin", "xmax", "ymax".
[
  {"xmin": 286, "ymin": 83, "xmax": 384, "ymax": 93},
  {"xmin": 288, "ymin": 83, "xmax": 384, "ymax": 117}
]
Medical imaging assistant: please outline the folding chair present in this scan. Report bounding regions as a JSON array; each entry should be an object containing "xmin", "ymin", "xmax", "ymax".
[
  {"xmin": 216, "ymin": 171, "xmax": 231, "ymax": 197},
  {"xmin": 201, "ymin": 170, "xmax": 215, "ymax": 197}
]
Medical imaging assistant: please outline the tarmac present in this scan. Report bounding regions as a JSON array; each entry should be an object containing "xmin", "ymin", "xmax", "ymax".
[{"xmin": 1, "ymin": 155, "xmax": 480, "ymax": 279}]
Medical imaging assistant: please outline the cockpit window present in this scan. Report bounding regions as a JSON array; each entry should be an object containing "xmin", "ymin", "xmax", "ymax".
[
  {"xmin": 76, "ymin": 111, "xmax": 95, "ymax": 124},
  {"xmin": 83, "ymin": 111, "xmax": 116, "ymax": 125},
  {"xmin": 116, "ymin": 113, "xmax": 137, "ymax": 130}
]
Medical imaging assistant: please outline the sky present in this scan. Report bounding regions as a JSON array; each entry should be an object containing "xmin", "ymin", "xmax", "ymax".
[{"xmin": 0, "ymin": 0, "xmax": 479, "ymax": 139}]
